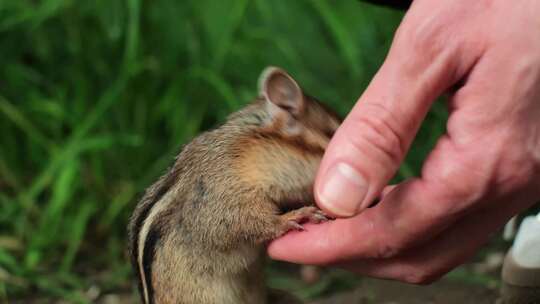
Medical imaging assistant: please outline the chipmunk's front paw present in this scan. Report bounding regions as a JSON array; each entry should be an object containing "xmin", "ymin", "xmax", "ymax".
[{"xmin": 281, "ymin": 206, "xmax": 329, "ymax": 233}]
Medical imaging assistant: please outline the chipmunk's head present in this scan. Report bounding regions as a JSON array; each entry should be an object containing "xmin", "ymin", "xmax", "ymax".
[{"xmin": 256, "ymin": 66, "xmax": 341, "ymax": 153}]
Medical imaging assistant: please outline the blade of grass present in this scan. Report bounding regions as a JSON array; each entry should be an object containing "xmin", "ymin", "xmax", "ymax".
[
  {"xmin": 186, "ymin": 67, "xmax": 239, "ymax": 110},
  {"xmin": 19, "ymin": 0, "xmax": 141, "ymax": 204},
  {"xmin": 310, "ymin": 0, "xmax": 362, "ymax": 78},
  {"xmin": 60, "ymin": 200, "xmax": 96, "ymax": 272},
  {"xmin": 101, "ymin": 182, "xmax": 136, "ymax": 229},
  {"xmin": 0, "ymin": 0, "xmax": 69, "ymax": 32},
  {"xmin": 0, "ymin": 95, "xmax": 53, "ymax": 151},
  {"xmin": 24, "ymin": 159, "xmax": 80, "ymax": 268},
  {"xmin": 211, "ymin": 0, "xmax": 250, "ymax": 70},
  {"xmin": 0, "ymin": 155, "xmax": 20, "ymax": 192}
]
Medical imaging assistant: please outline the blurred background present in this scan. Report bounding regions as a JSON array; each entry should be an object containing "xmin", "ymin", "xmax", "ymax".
[{"xmin": 0, "ymin": 0, "xmax": 518, "ymax": 303}]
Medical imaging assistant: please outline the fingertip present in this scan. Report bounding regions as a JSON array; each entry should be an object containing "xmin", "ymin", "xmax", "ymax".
[
  {"xmin": 266, "ymin": 239, "xmax": 288, "ymax": 261},
  {"xmin": 315, "ymin": 161, "xmax": 370, "ymax": 218},
  {"xmin": 267, "ymin": 223, "xmax": 334, "ymax": 264},
  {"xmin": 267, "ymin": 232, "xmax": 292, "ymax": 259},
  {"xmin": 267, "ymin": 230, "xmax": 309, "ymax": 262}
]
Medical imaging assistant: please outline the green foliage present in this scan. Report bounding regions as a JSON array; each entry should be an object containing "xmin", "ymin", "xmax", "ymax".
[{"xmin": 0, "ymin": 0, "xmax": 448, "ymax": 301}]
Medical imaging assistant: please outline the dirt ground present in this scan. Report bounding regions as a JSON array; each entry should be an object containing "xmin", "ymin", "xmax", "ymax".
[
  {"xmin": 87, "ymin": 278, "xmax": 501, "ymax": 304},
  {"xmin": 312, "ymin": 277, "xmax": 499, "ymax": 304},
  {"xmin": 14, "ymin": 276, "xmax": 500, "ymax": 304}
]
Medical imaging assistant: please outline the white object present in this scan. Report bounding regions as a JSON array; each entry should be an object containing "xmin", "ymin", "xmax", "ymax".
[
  {"xmin": 511, "ymin": 213, "xmax": 540, "ymax": 268},
  {"xmin": 503, "ymin": 216, "xmax": 518, "ymax": 241}
]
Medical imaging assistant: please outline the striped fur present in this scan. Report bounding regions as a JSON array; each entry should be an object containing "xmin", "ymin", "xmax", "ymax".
[{"xmin": 128, "ymin": 165, "xmax": 181, "ymax": 303}]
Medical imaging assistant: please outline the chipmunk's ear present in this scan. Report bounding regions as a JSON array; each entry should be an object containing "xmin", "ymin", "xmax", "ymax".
[{"xmin": 259, "ymin": 67, "xmax": 305, "ymax": 117}]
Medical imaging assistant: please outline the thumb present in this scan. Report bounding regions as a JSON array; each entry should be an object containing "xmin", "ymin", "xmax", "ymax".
[{"xmin": 316, "ymin": 27, "xmax": 470, "ymax": 217}]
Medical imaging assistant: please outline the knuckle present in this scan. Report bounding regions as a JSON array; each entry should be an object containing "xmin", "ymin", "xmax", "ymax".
[
  {"xmin": 426, "ymin": 153, "xmax": 489, "ymax": 214},
  {"xmin": 373, "ymin": 237, "xmax": 405, "ymax": 259},
  {"xmin": 395, "ymin": 15, "xmax": 448, "ymax": 59},
  {"xmin": 393, "ymin": 11, "xmax": 472, "ymax": 79},
  {"xmin": 512, "ymin": 167, "xmax": 537, "ymax": 190},
  {"xmin": 347, "ymin": 104, "xmax": 405, "ymax": 166},
  {"xmin": 402, "ymin": 269, "xmax": 440, "ymax": 285},
  {"xmin": 375, "ymin": 245, "xmax": 399, "ymax": 259},
  {"xmin": 497, "ymin": 145, "xmax": 538, "ymax": 191}
]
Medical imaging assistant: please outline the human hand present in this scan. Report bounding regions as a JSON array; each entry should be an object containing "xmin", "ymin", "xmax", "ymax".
[{"xmin": 269, "ymin": 0, "xmax": 540, "ymax": 283}]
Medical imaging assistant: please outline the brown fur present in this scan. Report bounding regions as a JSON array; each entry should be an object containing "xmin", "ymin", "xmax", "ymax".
[{"xmin": 127, "ymin": 67, "xmax": 341, "ymax": 304}]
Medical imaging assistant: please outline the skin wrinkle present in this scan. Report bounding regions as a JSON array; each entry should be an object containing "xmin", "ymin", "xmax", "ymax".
[
  {"xmin": 530, "ymin": 126, "xmax": 540, "ymax": 178},
  {"xmin": 372, "ymin": 181, "xmax": 458, "ymax": 258},
  {"xmin": 349, "ymin": 102, "xmax": 405, "ymax": 164}
]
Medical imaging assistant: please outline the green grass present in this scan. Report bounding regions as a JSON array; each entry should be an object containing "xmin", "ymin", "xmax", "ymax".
[{"xmin": 0, "ymin": 0, "xmax": 455, "ymax": 302}]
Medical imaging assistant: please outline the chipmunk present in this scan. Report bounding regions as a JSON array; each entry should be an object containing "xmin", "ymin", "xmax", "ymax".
[{"xmin": 127, "ymin": 67, "xmax": 341, "ymax": 304}]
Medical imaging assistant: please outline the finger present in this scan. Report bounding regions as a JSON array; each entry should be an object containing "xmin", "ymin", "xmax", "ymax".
[
  {"xmin": 340, "ymin": 193, "xmax": 531, "ymax": 284},
  {"xmin": 315, "ymin": 39, "xmax": 455, "ymax": 217},
  {"xmin": 269, "ymin": 179, "xmax": 450, "ymax": 264},
  {"xmin": 314, "ymin": 13, "xmax": 479, "ymax": 217}
]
